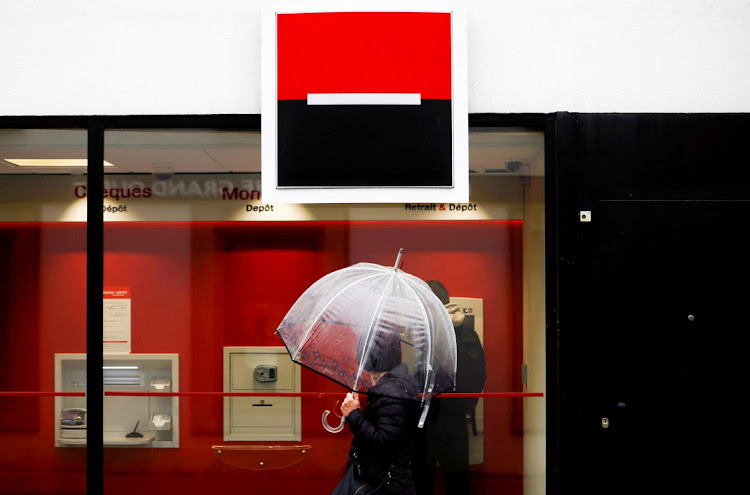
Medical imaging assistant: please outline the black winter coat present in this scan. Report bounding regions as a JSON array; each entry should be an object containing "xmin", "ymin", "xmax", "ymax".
[{"xmin": 345, "ymin": 363, "xmax": 421, "ymax": 494}]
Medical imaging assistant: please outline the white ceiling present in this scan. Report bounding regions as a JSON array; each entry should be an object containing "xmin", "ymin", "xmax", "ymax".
[{"xmin": 0, "ymin": 128, "xmax": 543, "ymax": 176}]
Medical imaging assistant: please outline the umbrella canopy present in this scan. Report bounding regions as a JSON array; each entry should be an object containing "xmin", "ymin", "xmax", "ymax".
[{"xmin": 275, "ymin": 250, "xmax": 457, "ymax": 430}]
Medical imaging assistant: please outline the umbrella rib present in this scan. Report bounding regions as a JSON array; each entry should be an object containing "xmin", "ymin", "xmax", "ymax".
[
  {"xmin": 292, "ymin": 271, "xmax": 385, "ymax": 361},
  {"xmin": 355, "ymin": 269, "xmax": 397, "ymax": 389},
  {"xmin": 401, "ymin": 281, "xmax": 437, "ymax": 401}
]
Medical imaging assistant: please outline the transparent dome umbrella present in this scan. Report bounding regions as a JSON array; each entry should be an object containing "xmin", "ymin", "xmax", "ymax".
[{"xmin": 275, "ymin": 249, "xmax": 457, "ymax": 432}]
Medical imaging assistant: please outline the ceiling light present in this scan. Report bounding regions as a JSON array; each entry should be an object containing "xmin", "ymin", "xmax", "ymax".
[
  {"xmin": 102, "ymin": 366, "xmax": 139, "ymax": 370},
  {"xmin": 4, "ymin": 159, "xmax": 115, "ymax": 167}
]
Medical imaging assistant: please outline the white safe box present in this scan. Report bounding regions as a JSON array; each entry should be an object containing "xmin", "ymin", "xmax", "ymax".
[{"xmin": 223, "ymin": 346, "xmax": 301, "ymax": 442}]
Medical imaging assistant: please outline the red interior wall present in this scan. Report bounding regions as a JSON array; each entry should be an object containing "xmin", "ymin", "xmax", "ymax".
[
  {"xmin": 0, "ymin": 221, "xmax": 525, "ymax": 495},
  {"xmin": 0, "ymin": 226, "xmax": 41, "ymax": 431},
  {"xmin": 0, "ymin": 223, "xmax": 88, "ymax": 494}
]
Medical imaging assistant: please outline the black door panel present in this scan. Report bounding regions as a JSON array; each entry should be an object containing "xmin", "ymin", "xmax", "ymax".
[
  {"xmin": 557, "ymin": 113, "xmax": 750, "ymax": 495},
  {"xmin": 568, "ymin": 200, "xmax": 749, "ymax": 492}
]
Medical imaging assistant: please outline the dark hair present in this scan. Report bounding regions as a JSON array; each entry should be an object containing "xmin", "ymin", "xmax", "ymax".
[
  {"xmin": 359, "ymin": 329, "xmax": 402, "ymax": 372},
  {"xmin": 426, "ymin": 280, "xmax": 450, "ymax": 305}
]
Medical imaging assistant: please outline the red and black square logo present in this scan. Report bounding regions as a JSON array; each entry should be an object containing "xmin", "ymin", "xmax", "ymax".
[{"xmin": 276, "ymin": 11, "xmax": 454, "ymax": 188}]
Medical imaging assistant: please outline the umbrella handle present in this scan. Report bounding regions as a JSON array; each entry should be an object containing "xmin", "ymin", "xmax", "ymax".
[{"xmin": 322, "ymin": 410, "xmax": 346, "ymax": 433}]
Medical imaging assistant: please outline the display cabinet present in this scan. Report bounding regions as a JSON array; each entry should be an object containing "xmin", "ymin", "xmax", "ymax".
[{"xmin": 55, "ymin": 353, "xmax": 179, "ymax": 448}]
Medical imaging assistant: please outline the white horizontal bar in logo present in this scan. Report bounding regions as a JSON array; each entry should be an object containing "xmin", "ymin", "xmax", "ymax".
[{"xmin": 307, "ymin": 93, "xmax": 421, "ymax": 105}]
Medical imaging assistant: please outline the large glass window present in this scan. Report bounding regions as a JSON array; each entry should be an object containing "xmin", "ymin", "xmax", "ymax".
[
  {"xmin": 98, "ymin": 128, "xmax": 546, "ymax": 495},
  {"xmin": 0, "ymin": 129, "xmax": 88, "ymax": 494},
  {"xmin": 1, "ymin": 125, "xmax": 545, "ymax": 495}
]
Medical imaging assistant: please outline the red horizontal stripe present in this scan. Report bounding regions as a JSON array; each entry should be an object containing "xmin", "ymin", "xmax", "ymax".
[
  {"xmin": 0, "ymin": 391, "xmax": 542, "ymax": 399},
  {"xmin": 104, "ymin": 391, "xmax": 543, "ymax": 398},
  {"xmin": 0, "ymin": 392, "xmax": 85, "ymax": 397},
  {"xmin": 277, "ymin": 12, "xmax": 451, "ymax": 100}
]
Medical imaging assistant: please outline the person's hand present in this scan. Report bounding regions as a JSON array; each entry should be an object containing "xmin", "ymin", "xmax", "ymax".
[
  {"xmin": 445, "ymin": 302, "xmax": 465, "ymax": 328},
  {"xmin": 340, "ymin": 392, "xmax": 361, "ymax": 417}
]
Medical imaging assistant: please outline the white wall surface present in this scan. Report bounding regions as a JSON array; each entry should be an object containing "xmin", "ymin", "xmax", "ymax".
[{"xmin": 1, "ymin": 0, "xmax": 749, "ymax": 115}]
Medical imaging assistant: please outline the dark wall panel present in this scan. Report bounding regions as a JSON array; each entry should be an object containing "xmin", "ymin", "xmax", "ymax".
[{"xmin": 556, "ymin": 113, "xmax": 750, "ymax": 495}]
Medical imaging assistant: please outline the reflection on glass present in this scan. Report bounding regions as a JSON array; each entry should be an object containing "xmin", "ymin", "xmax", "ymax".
[{"xmin": 1, "ymin": 127, "xmax": 545, "ymax": 493}]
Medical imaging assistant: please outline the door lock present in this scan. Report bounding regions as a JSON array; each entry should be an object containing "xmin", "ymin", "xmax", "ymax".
[{"xmin": 254, "ymin": 365, "xmax": 277, "ymax": 382}]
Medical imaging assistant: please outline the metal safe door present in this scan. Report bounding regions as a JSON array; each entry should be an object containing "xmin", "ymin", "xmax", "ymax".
[
  {"xmin": 223, "ymin": 346, "xmax": 301, "ymax": 441},
  {"xmin": 565, "ymin": 200, "xmax": 748, "ymax": 493}
]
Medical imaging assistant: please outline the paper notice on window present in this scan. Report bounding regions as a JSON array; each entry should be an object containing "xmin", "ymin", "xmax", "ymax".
[{"xmin": 103, "ymin": 286, "xmax": 132, "ymax": 354}]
